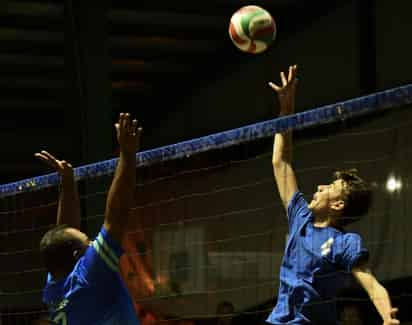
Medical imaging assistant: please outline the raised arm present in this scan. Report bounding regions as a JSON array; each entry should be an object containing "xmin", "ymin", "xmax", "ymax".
[
  {"xmin": 104, "ymin": 113, "xmax": 142, "ymax": 243},
  {"xmin": 352, "ymin": 265, "xmax": 399, "ymax": 325},
  {"xmin": 269, "ymin": 65, "xmax": 299, "ymax": 210},
  {"xmin": 35, "ymin": 151, "xmax": 81, "ymax": 228}
]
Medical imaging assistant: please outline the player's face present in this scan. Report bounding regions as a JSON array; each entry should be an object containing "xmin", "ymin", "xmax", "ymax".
[{"xmin": 308, "ymin": 179, "xmax": 346, "ymax": 216}]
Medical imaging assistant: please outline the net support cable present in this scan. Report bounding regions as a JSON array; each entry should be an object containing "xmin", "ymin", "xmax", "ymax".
[{"xmin": 1, "ymin": 83, "xmax": 411, "ymax": 198}]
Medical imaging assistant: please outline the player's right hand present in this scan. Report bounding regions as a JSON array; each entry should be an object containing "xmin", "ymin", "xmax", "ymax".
[
  {"xmin": 34, "ymin": 150, "xmax": 74, "ymax": 180},
  {"xmin": 268, "ymin": 64, "xmax": 298, "ymax": 113},
  {"xmin": 383, "ymin": 307, "xmax": 400, "ymax": 325},
  {"xmin": 115, "ymin": 112, "xmax": 142, "ymax": 155}
]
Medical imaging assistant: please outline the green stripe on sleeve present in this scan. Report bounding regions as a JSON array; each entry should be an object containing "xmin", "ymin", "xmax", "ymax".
[
  {"xmin": 96, "ymin": 234, "xmax": 120, "ymax": 264},
  {"xmin": 92, "ymin": 241, "xmax": 119, "ymax": 273}
]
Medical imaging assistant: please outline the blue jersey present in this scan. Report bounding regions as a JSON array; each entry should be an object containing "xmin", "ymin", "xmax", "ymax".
[
  {"xmin": 267, "ymin": 192, "xmax": 369, "ymax": 325},
  {"xmin": 43, "ymin": 227, "xmax": 140, "ymax": 325}
]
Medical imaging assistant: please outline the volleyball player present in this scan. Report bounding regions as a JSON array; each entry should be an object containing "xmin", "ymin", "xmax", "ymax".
[
  {"xmin": 37, "ymin": 113, "xmax": 141, "ymax": 324},
  {"xmin": 267, "ymin": 65, "xmax": 399, "ymax": 325}
]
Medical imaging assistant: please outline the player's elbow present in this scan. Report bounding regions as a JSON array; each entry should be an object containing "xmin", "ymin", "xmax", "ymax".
[
  {"xmin": 369, "ymin": 281, "xmax": 387, "ymax": 300},
  {"xmin": 273, "ymin": 162, "xmax": 293, "ymax": 180},
  {"xmin": 272, "ymin": 153, "xmax": 293, "ymax": 168},
  {"xmin": 360, "ymin": 275, "xmax": 384, "ymax": 300},
  {"xmin": 272, "ymin": 158, "xmax": 284, "ymax": 169}
]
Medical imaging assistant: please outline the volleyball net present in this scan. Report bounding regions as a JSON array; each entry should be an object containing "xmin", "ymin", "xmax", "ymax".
[{"xmin": 1, "ymin": 84, "xmax": 412, "ymax": 324}]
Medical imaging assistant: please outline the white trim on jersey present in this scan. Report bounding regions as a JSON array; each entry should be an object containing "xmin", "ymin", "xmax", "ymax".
[
  {"xmin": 97, "ymin": 233, "xmax": 120, "ymax": 265},
  {"xmin": 92, "ymin": 234, "xmax": 120, "ymax": 273}
]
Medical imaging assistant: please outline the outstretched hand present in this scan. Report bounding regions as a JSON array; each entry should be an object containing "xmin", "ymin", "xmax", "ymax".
[
  {"xmin": 115, "ymin": 113, "xmax": 142, "ymax": 155},
  {"xmin": 34, "ymin": 150, "xmax": 74, "ymax": 179},
  {"xmin": 383, "ymin": 308, "xmax": 400, "ymax": 325},
  {"xmin": 268, "ymin": 64, "xmax": 298, "ymax": 114}
]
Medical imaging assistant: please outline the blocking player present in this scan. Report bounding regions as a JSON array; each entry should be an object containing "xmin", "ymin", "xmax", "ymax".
[{"xmin": 38, "ymin": 113, "xmax": 142, "ymax": 324}]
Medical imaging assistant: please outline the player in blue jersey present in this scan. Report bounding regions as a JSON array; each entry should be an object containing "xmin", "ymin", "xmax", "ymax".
[
  {"xmin": 267, "ymin": 65, "xmax": 399, "ymax": 325},
  {"xmin": 36, "ymin": 113, "xmax": 142, "ymax": 325}
]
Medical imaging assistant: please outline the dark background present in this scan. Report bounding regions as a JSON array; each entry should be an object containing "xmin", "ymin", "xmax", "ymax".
[
  {"xmin": 0, "ymin": 0, "xmax": 412, "ymax": 324},
  {"xmin": 0, "ymin": 0, "xmax": 410, "ymax": 183}
]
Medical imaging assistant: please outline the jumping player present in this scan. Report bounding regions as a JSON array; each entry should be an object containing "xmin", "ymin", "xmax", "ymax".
[
  {"xmin": 267, "ymin": 65, "xmax": 399, "ymax": 325},
  {"xmin": 38, "ymin": 113, "xmax": 142, "ymax": 324}
]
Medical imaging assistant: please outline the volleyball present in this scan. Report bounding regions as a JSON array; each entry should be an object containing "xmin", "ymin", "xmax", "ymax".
[{"xmin": 229, "ymin": 5, "xmax": 276, "ymax": 54}]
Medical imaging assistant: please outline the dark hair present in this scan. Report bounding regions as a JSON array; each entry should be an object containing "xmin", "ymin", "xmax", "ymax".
[
  {"xmin": 334, "ymin": 169, "xmax": 372, "ymax": 226},
  {"xmin": 39, "ymin": 224, "xmax": 84, "ymax": 275}
]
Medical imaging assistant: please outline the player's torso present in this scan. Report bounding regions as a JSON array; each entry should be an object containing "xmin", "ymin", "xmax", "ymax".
[
  {"xmin": 46, "ymin": 277, "xmax": 139, "ymax": 325},
  {"xmin": 274, "ymin": 222, "xmax": 347, "ymax": 323},
  {"xmin": 282, "ymin": 219, "xmax": 343, "ymax": 284}
]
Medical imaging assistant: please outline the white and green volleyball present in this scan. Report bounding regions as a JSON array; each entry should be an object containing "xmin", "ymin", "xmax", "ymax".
[{"xmin": 229, "ymin": 5, "xmax": 276, "ymax": 54}]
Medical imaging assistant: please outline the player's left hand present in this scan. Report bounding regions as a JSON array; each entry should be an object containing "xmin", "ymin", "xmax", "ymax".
[
  {"xmin": 115, "ymin": 112, "xmax": 142, "ymax": 155},
  {"xmin": 34, "ymin": 150, "xmax": 74, "ymax": 180},
  {"xmin": 383, "ymin": 307, "xmax": 400, "ymax": 325}
]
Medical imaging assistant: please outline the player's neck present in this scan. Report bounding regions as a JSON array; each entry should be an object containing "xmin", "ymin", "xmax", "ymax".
[
  {"xmin": 313, "ymin": 207, "xmax": 342, "ymax": 228},
  {"xmin": 313, "ymin": 213, "xmax": 333, "ymax": 228},
  {"xmin": 313, "ymin": 220, "xmax": 329, "ymax": 228}
]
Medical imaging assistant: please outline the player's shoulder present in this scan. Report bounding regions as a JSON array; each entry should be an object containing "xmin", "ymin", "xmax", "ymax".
[
  {"xmin": 92, "ymin": 226, "xmax": 124, "ymax": 257},
  {"xmin": 290, "ymin": 191, "xmax": 306, "ymax": 203},
  {"xmin": 340, "ymin": 231, "xmax": 362, "ymax": 241},
  {"xmin": 288, "ymin": 191, "xmax": 312, "ymax": 217},
  {"xmin": 80, "ymin": 226, "xmax": 125, "ymax": 275},
  {"xmin": 333, "ymin": 230, "xmax": 364, "ymax": 249},
  {"xmin": 288, "ymin": 191, "xmax": 310, "ymax": 210}
]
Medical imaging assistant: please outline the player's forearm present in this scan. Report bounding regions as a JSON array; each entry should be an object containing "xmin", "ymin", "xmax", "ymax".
[
  {"xmin": 105, "ymin": 152, "xmax": 136, "ymax": 226},
  {"xmin": 116, "ymin": 152, "xmax": 136, "ymax": 209},
  {"xmin": 368, "ymin": 282, "xmax": 394, "ymax": 322},
  {"xmin": 272, "ymin": 92, "xmax": 294, "ymax": 166},
  {"xmin": 57, "ymin": 176, "xmax": 81, "ymax": 228},
  {"xmin": 272, "ymin": 112, "xmax": 298, "ymax": 210},
  {"xmin": 272, "ymin": 131, "xmax": 292, "ymax": 167}
]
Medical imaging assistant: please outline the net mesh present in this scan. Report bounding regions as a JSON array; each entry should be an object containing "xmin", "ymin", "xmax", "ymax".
[{"xmin": 1, "ymin": 87, "xmax": 412, "ymax": 324}]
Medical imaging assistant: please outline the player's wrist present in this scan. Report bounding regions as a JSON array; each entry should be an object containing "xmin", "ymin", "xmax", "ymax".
[
  {"xmin": 279, "ymin": 107, "xmax": 294, "ymax": 116},
  {"xmin": 60, "ymin": 174, "xmax": 75, "ymax": 185},
  {"xmin": 119, "ymin": 150, "xmax": 136, "ymax": 162},
  {"xmin": 278, "ymin": 97, "xmax": 294, "ymax": 109}
]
